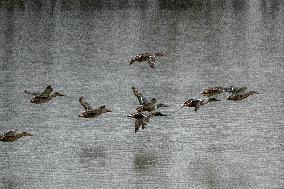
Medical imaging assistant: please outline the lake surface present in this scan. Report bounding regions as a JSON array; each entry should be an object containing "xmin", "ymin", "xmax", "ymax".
[{"xmin": 0, "ymin": 0, "xmax": 283, "ymax": 188}]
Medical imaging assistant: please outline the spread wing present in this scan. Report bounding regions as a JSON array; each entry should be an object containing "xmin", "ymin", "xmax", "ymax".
[
  {"xmin": 132, "ymin": 87, "xmax": 148, "ymax": 105},
  {"xmin": 24, "ymin": 90, "xmax": 41, "ymax": 96},
  {"xmin": 135, "ymin": 119, "xmax": 143, "ymax": 133},
  {"xmin": 4, "ymin": 130, "xmax": 17, "ymax": 136},
  {"xmin": 39, "ymin": 85, "xmax": 53, "ymax": 97},
  {"xmin": 79, "ymin": 97, "xmax": 94, "ymax": 111},
  {"xmin": 194, "ymin": 101, "xmax": 201, "ymax": 111},
  {"xmin": 148, "ymin": 56, "xmax": 156, "ymax": 68},
  {"xmin": 234, "ymin": 87, "xmax": 247, "ymax": 95}
]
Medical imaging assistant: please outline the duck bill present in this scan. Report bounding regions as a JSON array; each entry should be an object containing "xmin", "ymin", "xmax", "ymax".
[
  {"xmin": 58, "ymin": 93, "xmax": 65, "ymax": 96},
  {"xmin": 106, "ymin": 109, "xmax": 112, "ymax": 112}
]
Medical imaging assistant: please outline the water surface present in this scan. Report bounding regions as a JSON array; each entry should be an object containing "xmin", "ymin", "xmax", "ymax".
[{"xmin": 0, "ymin": 0, "xmax": 283, "ymax": 188}]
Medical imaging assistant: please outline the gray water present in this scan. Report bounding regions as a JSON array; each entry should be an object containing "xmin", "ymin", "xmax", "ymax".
[{"xmin": 0, "ymin": 0, "xmax": 283, "ymax": 188}]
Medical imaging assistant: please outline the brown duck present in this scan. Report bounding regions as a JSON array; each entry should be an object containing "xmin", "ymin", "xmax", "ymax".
[
  {"xmin": 201, "ymin": 87, "xmax": 225, "ymax": 97},
  {"xmin": 128, "ymin": 112, "xmax": 166, "ymax": 133},
  {"xmin": 227, "ymin": 91, "xmax": 258, "ymax": 101},
  {"xmin": 0, "ymin": 130, "xmax": 32, "ymax": 142},
  {"xmin": 182, "ymin": 98, "xmax": 220, "ymax": 111},
  {"xmin": 24, "ymin": 85, "xmax": 64, "ymax": 104},
  {"xmin": 132, "ymin": 87, "xmax": 169, "ymax": 112},
  {"xmin": 129, "ymin": 52, "xmax": 164, "ymax": 68},
  {"xmin": 79, "ymin": 97, "xmax": 112, "ymax": 118}
]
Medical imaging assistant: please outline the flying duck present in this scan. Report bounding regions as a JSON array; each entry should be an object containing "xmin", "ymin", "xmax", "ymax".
[
  {"xmin": 127, "ymin": 112, "xmax": 166, "ymax": 133},
  {"xmin": 182, "ymin": 98, "xmax": 220, "ymax": 111},
  {"xmin": 24, "ymin": 85, "xmax": 64, "ymax": 104},
  {"xmin": 79, "ymin": 97, "xmax": 112, "ymax": 118},
  {"xmin": 224, "ymin": 86, "xmax": 248, "ymax": 95},
  {"xmin": 0, "ymin": 130, "xmax": 32, "ymax": 142},
  {"xmin": 201, "ymin": 87, "xmax": 225, "ymax": 97},
  {"xmin": 227, "ymin": 91, "xmax": 258, "ymax": 101},
  {"xmin": 132, "ymin": 87, "xmax": 169, "ymax": 112},
  {"xmin": 129, "ymin": 52, "xmax": 164, "ymax": 68}
]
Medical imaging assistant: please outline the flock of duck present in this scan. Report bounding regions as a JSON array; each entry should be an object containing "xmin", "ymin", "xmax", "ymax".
[{"xmin": 0, "ymin": 52, "xmax": 258, "ymax": 142}]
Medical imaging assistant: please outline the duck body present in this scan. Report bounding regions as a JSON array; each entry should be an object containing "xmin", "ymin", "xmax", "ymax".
[
  {"xmin": 132, "ymin": 87, "xmax": 169, "ymax": 112},
  {"xmin": 129, "ymin": 52, "xmax": 164, "ymax": 68},
  {"xmin": 136, "ymin": 98, "xmax": 169, "ymax": 112},
  {"xmin": 201, "ymin": 87, "xmax": 224, "ymax": 97},
  {"xmin": 227, "ymin": 91, "xmax": 258, "ymax": 101},
  {"xmin": 182, "ymin": 98, "xmax": 220, "ymax": 111},
  {"xmin": 128, "ymin": 112, "xmax": 166, "ymax": 133},
  {"xmin": 78, "ymin": 97, "xmax": 112, "ymax": 118},
  {"xmin": 224, "ymin": 86, "xmax": 248, "ymax": 95},
  {"xmin": 25, "ymin": 85, "xmax": 64, "ymax": 104},
  {"xmin": 0, "ymin": 130, "xmax": 32, "ymax": 142}
]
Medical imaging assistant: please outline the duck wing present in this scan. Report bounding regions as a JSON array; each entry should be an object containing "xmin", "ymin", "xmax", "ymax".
[
  {"xmin": 79, "ymin": 97, "xmax": 94, "ymax": 111},
  {"xmin": 3, "ymin": 130, "xmax": 17, "ymax": 136},
  {"xmin": 135, "ymin": 119, "xmax": 143, "ymax": 133},
  {"xmin": 132, "ymin": 87, "xmax": 148, "ymax": 105},
  {"xmin": 194, "ymin": 101, "xmax": 201, "ymax": 111},
  {"xmin": 24, "ymin": 90, "xmax": 41, "ymax": 96},
  {"xmin": 148, "ymin": 56, "xmax": 156, "ymax": 68},
  {"xmin": 38, "ymin": 85, "xmax": 53, "ymax": 97},
  {"xmin": 234, "ymin": 87, "xmax": 247, "ymax": 95}
]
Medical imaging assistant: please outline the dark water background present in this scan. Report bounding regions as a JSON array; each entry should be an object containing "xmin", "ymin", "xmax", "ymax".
[{"xmin": 0, "ymin": 0, "xmax": 283, "ymax": 188}]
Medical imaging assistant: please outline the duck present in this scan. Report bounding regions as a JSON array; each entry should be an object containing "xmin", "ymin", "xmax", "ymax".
[
  {"xmin": 227, "ymin": 91, "xmax": 258, "ymax": 101},
  {"xmin": 79, "ymin": 97, "xmax": 112, "ymax": 118},
  {"xmin": 224, "ymin": 86, "xmax": 248, "ymax": 95},
  {"xmin": 182, "ymin": 98, "xmax": 220, "ymax": 111},
  {"xmin": 132, "ymin": 87, "xmax": 169, "ymax": 112},
  {"xmin": 129, "ymin": 52, "xmax": 164, "ymax": 68},
  {"xmin": 0, "ymin": 130, "xmax": 32, "ymax": 142},
  {"xmin": 136, "ymin": 98, "xmax": 169, "ymax": 112},
  {"xmin": 201, "ymin": 87, "xmax": 225, "ymax": 97},
  {"xmin": 127, "ymin": 112, "xmax": 166, "ymax": 133},
  {"xmin": 24, "ymin": 85, "xmax": 64, "ymax": 104}
]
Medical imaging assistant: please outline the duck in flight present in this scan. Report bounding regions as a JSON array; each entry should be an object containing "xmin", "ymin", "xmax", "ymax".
[
  {"xmin": 79, "ymin": 97, "xmax": 112, "ymax": 118},
  {"xmin": 227, "ymin": 91, "xmax": 258, "ymax": 101},
  {"xmin": 129, "ymin": 52, "xmax": 164, "ymax": 68},
  {"xmin": 132, "ymin": 87, "xmax": 169, "ymax": 112},
  {"xmin": 128, "ymin": 112, "xmax": 166, "ymax": 133},
  {"xmin": 224, "ymin": 86, "xmax": 248, "ymax": 95},
  {"xmin": 24, "ymin": 85, "xmax": 64, "ymax": 104},
  {"xmin": 0, "ymin": 130, "xmax": 32, "ymax": 142},
  {"xmin": 201, "ymin": 87, "xmax": 225, "ymax": 97},
  {"xmin": 182, "ymin": 98, "xmax": 220, "ymax": 111}
]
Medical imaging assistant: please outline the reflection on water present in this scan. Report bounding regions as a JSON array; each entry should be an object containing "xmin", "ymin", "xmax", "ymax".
[
  {"xmin": 0, "ymin": 0, "xmax": 283, "ymax": 188},
  {"xmin": 133, "ymin": 151, "xmax": 157, "ymax": 170},
  {"xmin": 78, "ymin": 145, "xmax": 107, "ymax": 167}
]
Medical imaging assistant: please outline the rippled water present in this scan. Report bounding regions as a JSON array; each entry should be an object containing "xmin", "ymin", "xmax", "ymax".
[{"xmin": 0, "ymin": 0, "xmax": 283, "ymax": 188}]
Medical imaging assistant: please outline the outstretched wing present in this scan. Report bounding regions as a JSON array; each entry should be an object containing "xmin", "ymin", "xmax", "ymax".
[
  {"xmin": 39, "ymin": 85, "xmax": 53, "ymax": 97},
  {"xmin": 194, "ymin": 101, "xmax": 201, "ymax": 112},
  {"xmin": 132, "ymin": 87, "xmax": 148, "ymax": 105},
  {"xmin": 234, "ymin": 87, "xmax": 247, "ymax": 95},
  {"xmin": 24, "ymin": 90, "xmax": 41, "ymax": 96},
  {"xmin": 130, "ymin": 58, "xmax": 139, "ymax": 65},
  {"xmin": 148, "ymin": 56, "xmax": 156, "ymax": 68},
  {"xmin": 4, "ymin": 130, "xmax": 17, "ymax": 136},
  {"xmin": 135, "ymin": 119, "xmax": 143, "ymax": 133},
  {"xmin": 79, "ymin": 97, "xmax": 94, "ymax": 111}
]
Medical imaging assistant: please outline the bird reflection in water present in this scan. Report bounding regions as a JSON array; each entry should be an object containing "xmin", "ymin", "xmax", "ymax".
[{"xmin": 133, "ymin": 152, "xmax": 157, "ymax": 170}]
